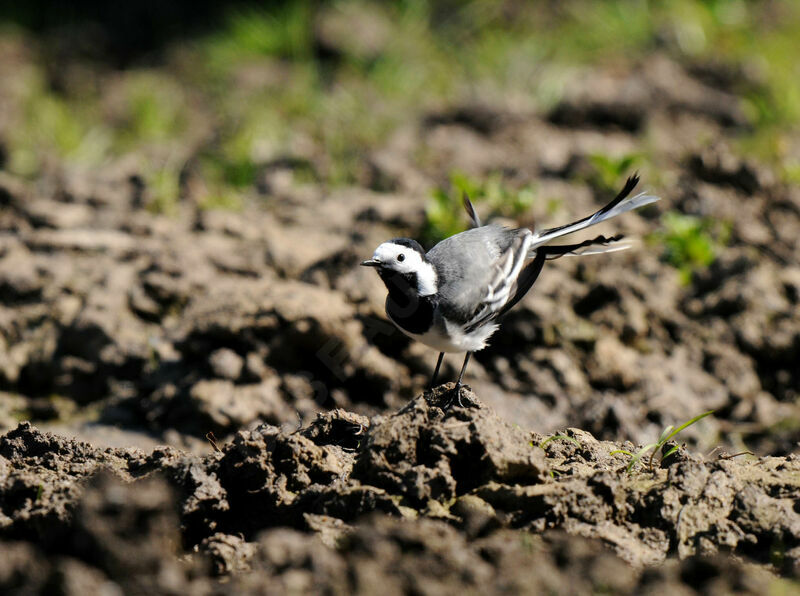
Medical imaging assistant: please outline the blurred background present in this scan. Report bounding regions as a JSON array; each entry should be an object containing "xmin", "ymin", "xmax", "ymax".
[{"xmin": 0, "ymin": 1, "xmax": 798, "ymax": 455}]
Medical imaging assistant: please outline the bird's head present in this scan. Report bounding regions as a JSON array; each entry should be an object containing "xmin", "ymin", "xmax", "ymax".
[{"xmin": 361, "ymin": 238, "xmax": 437, "ymax": 296}]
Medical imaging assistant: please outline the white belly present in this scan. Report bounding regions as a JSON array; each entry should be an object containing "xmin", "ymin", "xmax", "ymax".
[{"xmin": 391, "ymin": 316, "xmax": 498, "ymax": 353}]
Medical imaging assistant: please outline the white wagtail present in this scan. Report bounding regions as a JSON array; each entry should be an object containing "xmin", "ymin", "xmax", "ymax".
[{"xmin": 362, "ymin": 175, "xmax": 659, "ymax": 403}]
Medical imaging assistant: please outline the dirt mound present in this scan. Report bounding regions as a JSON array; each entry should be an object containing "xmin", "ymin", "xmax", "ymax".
[{"xmin": 1, "ymin": 390, "xmax": 797, "ymax": 592}]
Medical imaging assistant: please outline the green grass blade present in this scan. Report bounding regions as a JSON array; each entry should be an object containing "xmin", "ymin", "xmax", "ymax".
[
  {"xmin": 609, "ymin": 449, "xmax": 633, "ymax": 457},
  {"xmin": 627, "ymin": 443, "xmax": 658, "ymax": 473},
  {"xmin": 661, "ymin": 444, "xmax": 681, "ymax": 463},
  {"xmin": 657, "ymin": 425, "xmax": 674, "ymax": 445},
  {"xmin": 662, "ymin": 411, "xmax": 714, "ymax": 444},
  {"xmin": 539, "ymin": 434, "xmax": 581, "ymax": 450}
]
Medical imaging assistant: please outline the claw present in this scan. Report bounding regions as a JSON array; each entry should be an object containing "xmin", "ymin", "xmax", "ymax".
[
  {"xmin": 454, "ymin": 383, "xmax": 465, "ymax": 408},
  {"xmin": 443, "ymin": 382, "xmax": 466, "ymax": 410}
]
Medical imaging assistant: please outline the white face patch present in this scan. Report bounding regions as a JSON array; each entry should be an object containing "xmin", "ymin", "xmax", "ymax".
[{"xmin": 373, "ymin": 242, "xmax": 438, "ymax": 296}]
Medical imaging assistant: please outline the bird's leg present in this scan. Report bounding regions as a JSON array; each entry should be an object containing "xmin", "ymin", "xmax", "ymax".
[
  {"xmin": 429, "ymin": 352, "xmax": 445, "ymax": 390},
  {"xmin": 455, "ymin": 352, "xmax": 471, "ymax": 389},
  {"xmin": 449, "ymin": 352, "xmax": 472, "ymax": 408}
]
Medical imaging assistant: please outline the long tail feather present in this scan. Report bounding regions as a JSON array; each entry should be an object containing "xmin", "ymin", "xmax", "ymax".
[
  {"xmin": 541, "ymin": 234, "xmax": 630, "ymax": 259},
  {"xmin": 529, "ymin": 174, "xmax": 659, "ymax": 252},
  {"xmin": 561, "ymin": 242, "xmax": 632, "ymax": 256}
]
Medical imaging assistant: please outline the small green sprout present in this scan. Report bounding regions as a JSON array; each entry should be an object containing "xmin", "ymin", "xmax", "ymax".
[
  {"xmin": 611, "ymin": 410, "xmax": 714, "ymax": 473},
  {"xmin": 199, "ymin": 189, "xmax": 244, "ymax": 212},
  {"xmin": 654, "ymin": 213, "xmax": 731, "ymax": 284},
  {"xmin": 118, "ymin": 74, "xmax": 188, "ymax": 147},
  {"xmin": 588, "ymin": 153, "xmax": 641, "ymax": 192},
  {"xmin": 145, "ymin": 167, "xmax": 181, "ymax": 215},
  {"xmin": 535, "ymin": 435, "xmax": 579, "ymax": 479},
  {"xmin": 538, "ymin": 434, "xmax": 581, "ymax": 450}
]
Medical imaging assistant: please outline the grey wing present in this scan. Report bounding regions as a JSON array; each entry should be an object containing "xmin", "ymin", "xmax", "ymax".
[
  {"xmin": 462, "ymin": 230, "xmax": 532, "ymax": 332},
  {"xmin": 428, "ymin": 226, "xmax": 532, "ymax": 332}
]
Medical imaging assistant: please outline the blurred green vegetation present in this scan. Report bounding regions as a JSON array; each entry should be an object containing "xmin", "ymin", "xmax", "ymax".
[
  {"xmin": 423, "ymin": 171, "xmax": 536, "ymax": 243},
  {"xmin": 587, "ymin": 153, "xmax": 643, "ymax": 193},
  {"xmin": 1, "ymin": 0, "xmax": 799, "ymax": 214},
  {"xmin": 655, "ymin": 212, "xmax": 732, "ymax": 284}
]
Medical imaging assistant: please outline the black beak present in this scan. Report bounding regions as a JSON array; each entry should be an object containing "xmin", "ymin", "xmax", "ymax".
[{"xmin": 361, "ymin": 259, "xmax": 381, "ymax": 267}]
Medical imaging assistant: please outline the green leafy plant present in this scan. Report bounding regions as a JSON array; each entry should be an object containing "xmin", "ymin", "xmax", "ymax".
[
  {"xmin": 423, "ymin": 171, "xmax": 535, "ymax": 244},
  {"xmin": 8, "ymin": 75, "xmax": 110, "ymax": 176},
  {"xmin": 116, "ymin": 73, "xmax": 189, "ymax": 148},
  {"xmin": 145, "ymin": 167, "xmax": 181, "ymax": 215},
  {"xmin": 588, "ymin": 153, "xmax": 642, "ymax": 192},
  {"xmin": 611, "ymin": 410, "xmax": 714, "ymax": 473},
  {"xmin": 656, "ymin": 213, "xmax": 731, "ymax": 284},
  {"xmin": 204, "ymin": 2, "xmax": 314, "ymax": 65}
]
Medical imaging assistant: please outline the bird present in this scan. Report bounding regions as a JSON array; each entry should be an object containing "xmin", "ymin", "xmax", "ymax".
[{"xmin": 361, "ymin": 174, "xmax": 659, "ymax": 405}]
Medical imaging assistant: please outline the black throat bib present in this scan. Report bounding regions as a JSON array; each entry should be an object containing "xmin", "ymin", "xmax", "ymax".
[{"xmin": 378, "ymin": 270, "xmax": 435, "ymax": 335}]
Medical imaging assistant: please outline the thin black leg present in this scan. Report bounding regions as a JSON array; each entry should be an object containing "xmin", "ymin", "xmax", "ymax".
[
  {"xmin": 455, "ymin": 352, "xmax": 471, "ymax": 387},
  {"xmin": 448, "ymin": 352, "xmax": 472, "ymax": 408},
  {"xmin": 429, "ymin": 352, "xmax": 445, "ymax": 389}
]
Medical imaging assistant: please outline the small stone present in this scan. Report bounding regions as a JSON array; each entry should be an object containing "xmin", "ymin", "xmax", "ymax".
[{"xmin": 208, "ymin": 348, "xmax": 243, "ymax": 381}]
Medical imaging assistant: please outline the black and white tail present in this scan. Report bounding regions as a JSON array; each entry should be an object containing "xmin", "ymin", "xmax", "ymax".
[
  {"xmin": 462, "ymin": 174, "xmax": 659, "ymax": 256},
  {"xmin": 528, "ymin": 174, "xmax": 659, "ymax": 255}
]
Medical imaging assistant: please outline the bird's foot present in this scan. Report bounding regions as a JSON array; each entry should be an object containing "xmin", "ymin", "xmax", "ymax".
[
  {"xmin": 444, "ymin": 382, "xmax": 472, "ymax": 410},
  {"xmin": 454, "ymin": 382, "xmax": 466, "ymax": 408}
]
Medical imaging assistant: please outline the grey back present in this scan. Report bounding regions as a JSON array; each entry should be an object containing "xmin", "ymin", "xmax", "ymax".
[{"xmin": 426, "ymin": 224, "xmax": 524, "ymax": 323}]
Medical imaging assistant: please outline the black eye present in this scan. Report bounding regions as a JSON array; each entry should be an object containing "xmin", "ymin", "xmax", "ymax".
[{"xmin": 397, "ymin": 254, "xmax": 405, "ymax": 262}]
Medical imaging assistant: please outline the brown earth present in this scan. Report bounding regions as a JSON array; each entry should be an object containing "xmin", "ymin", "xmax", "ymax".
[
  {"xmin": 1, "ymin": 48, "xmax": 800, "ymax": 593},
  {"xmin": 1, "ymin": 55, "xmax": 799, "ymax": 456},
  {"xmin": 1, "ymin": 389, "xmax": 798, "ymax": 594}
]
